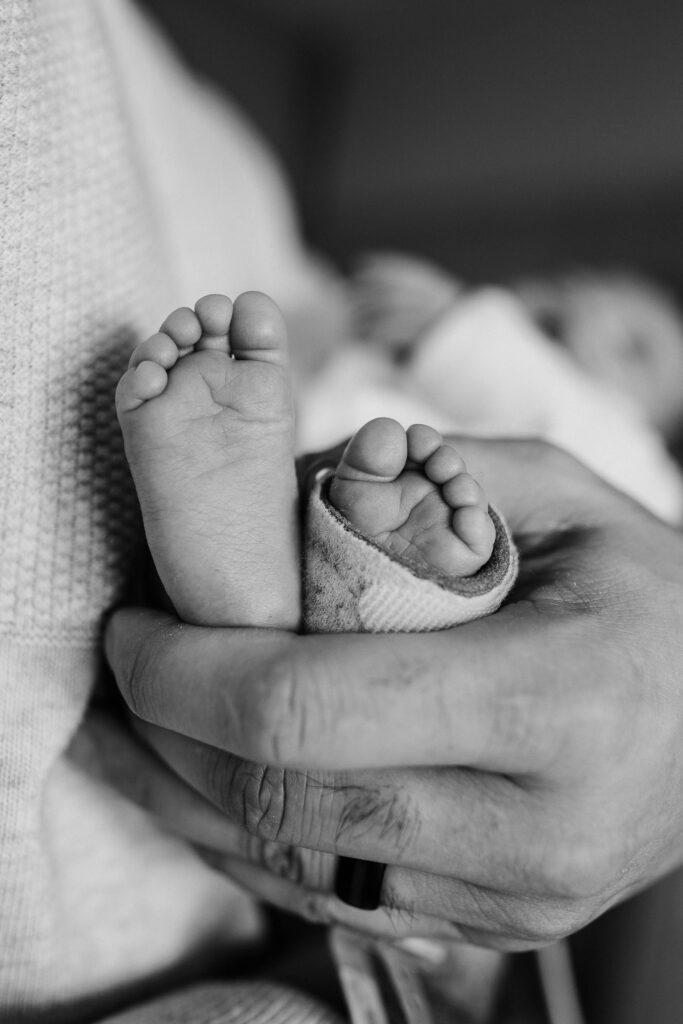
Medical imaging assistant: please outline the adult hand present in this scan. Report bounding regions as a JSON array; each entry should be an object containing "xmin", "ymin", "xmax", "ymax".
[{"xmin": 105, "ymin": 439, "xmax": 683, "ymax": 950}]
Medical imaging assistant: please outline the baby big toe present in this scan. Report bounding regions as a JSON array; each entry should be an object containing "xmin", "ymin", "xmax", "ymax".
[
  {"xmin": 229, "ymin": 291, "xmax": 289, "ymax": 363},
  {"xmin": 338, "ymin": 417, "xmax": 408, "ymax": 482}
]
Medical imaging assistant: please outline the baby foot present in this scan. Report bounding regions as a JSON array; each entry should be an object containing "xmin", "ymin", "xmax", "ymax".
[
  {"xmin": 329, "ymin": 418, "xmax": 495, "ymax": 577},
  {"xmin": 116, "ymin": 292, "xmax": 300, "ymax": 628}
]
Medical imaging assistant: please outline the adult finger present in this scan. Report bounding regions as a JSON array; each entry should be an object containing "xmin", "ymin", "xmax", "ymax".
[
  {"xmin": 107, "ymin": 603, "xmax": 611, "ymax": 774},
  {"xmin": 212, "ymin": 852, "xmax": 583, "ymax": 951},
  {"xmin": 134, "ymin": 720, "xmax": 600, "ymax": 899},
  {"xmin": 208, "ymin": 850, "xmax": 493, "ymax": 946},
  {"xmin": 114, "ymin": 723, "xmax": 624, "ymax": 949},
  {"xmin": 450, "ymin": 436, "xmax": 630, "ymax": 535},
  {"xmin": 380, "ymin": 867, "xmax": 615, "ymax": 949},
  {"xmin": 96, "ymin": 730, "xmax": 513, "ymax": 946}
]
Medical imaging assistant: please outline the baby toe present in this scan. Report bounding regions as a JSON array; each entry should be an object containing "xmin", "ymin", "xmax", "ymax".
[
  {"xmin": 337, "ymin": 417, "xmax": 407, "ymax": 482},
  {"xmin": 195, "ymin": 294, "xmax": 234, "ymax": 342},
  {"xmin": 424, "ymin": 444, "xmax": 466, "ymax": 485},
  {"xmin": 160, "ymin": 306, "xmax": 202, "ymax": 349},
  {"xmin": 116, "ymin": 361, "xmax": 168, "ymax": 413},
  {"xmin": 129, "ymin": 332, "xmax": 179, "ymax": 370},
  {"xmin": 442, "ymin": 472, "xmax": 487, "ymax": 510},
  {"xmin": 452, "ymin": 506, "xmax": 496, "ymax": 559},
  {"xmin": 406, "ymin": 423, "xmax": 443, "ymax": 463}
]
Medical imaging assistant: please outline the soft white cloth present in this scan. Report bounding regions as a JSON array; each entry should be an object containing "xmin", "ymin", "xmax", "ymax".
[
  {"xmin": 297, "ymin": 289, "xmax": 683, "ymax": 525},
  {"xmin": 412, "ymin": 290, "xmax": 683, "ymax": 524}
]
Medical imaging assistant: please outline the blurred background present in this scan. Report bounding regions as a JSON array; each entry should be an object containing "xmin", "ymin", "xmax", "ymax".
[{"xmin": 140, "ymin": 0, "xmax": 683, "ymax": 284}]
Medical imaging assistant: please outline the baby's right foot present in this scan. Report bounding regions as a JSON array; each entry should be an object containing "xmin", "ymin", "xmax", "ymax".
[
  {"xmin": 116, "ymin": 292, "xmax": 300, "ymax": 629},
  {"xmin": 329, "ymin": 418, "xmax": 495, "ymax": 577}
]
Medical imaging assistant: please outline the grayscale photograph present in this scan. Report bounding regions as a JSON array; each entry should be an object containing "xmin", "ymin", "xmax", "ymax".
[{"xmin": 2, "ymin": 2, "xmax": 683, "ymax": 1022}]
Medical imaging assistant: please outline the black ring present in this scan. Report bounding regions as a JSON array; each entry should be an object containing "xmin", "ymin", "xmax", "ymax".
[{"xmin": 334, "ymin": 856, "xmax": 387, "ymax": 910}]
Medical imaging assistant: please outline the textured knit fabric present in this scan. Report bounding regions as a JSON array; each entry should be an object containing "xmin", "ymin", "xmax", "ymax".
[
  {"xmin": 100, "ymin": 983, "xmax": 344, "ymax": 1024},
  {"xmin": 0, "ymin": 2, "xmax": 336, "ymax": 1022},
  {"xmin": 305, "ymin": 473, "xmax": 517, "ymax": 634}
]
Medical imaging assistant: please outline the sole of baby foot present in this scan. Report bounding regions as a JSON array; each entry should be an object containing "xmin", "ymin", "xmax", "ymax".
[
  {"xmin": 329, "ymin": 418, "xmax": 496, "ymax": 577},
  {"xmin": 116, "ymin": 291, "xmax": 300, "ymax": 629}
]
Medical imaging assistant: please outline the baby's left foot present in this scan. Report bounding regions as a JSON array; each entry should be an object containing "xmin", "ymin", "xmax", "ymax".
[
  {"xmin": 329, "ymin": 418, "xmax": 495, "ymax": 577},
  {"xmin": 115, "ymin": 292, "xmax": 299, "ymax": 629}
]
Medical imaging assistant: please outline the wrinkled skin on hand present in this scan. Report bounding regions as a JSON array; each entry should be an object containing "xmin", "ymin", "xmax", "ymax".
[{"xmin": 105, "ymin": 439, "xmax": 683, "ymax": 950}]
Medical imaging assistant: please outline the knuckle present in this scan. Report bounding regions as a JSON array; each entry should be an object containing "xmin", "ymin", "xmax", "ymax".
[
  {"xmin": 238, "ymin": 646, "xmax": 316, "ymax": 767},
  {"xmin": 243, "ymin": 765, "xmax": 287, "ymax": 841},
  {"xmin": 488, "ymin": 686, "xmax": 546, "ymax": 762},
  {"xmin": 555, "ymin": 681, "xmax": 624, "ymax": 769},
  {"xmin": 257, "ymin": 838, "xmax": 306, "ymax": 885},
  {"xmin": 227, "ymin": 761, "xmax": 303, "ymax": 844},
  {"xmin": 236, "ymin": 830, "xmax": 304, "ymax": 883}
]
